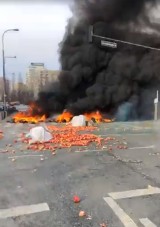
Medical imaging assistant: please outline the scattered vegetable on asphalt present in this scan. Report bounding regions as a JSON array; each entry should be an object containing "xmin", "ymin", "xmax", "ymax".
[
  {"xmin": 73, "ymin": 195, "xmax": 81, "ymax": 203},
  {"xmin": 0, "ymin": 130, "xmax": 3, "ymax": 139},
  {"xmin": 100, "ymin": 223, "xmax": 107, "ymax": 227},
  {"xmin": 79, "ymin": 210, "xmax": 86, "ymax": 217}
]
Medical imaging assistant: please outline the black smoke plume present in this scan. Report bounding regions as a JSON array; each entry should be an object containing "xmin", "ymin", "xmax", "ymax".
[{"xmin": 36, "ymin": 0, "xmax": 160, "ymax": 120}]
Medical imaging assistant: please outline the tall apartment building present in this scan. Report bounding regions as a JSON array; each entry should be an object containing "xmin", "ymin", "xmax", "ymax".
[
  {"xmin": 26, "ymin": 63, "xmax": 45, "ymax": 98},
  {"xmin": 26, "ymin": 63, "xmax": 59, "ymax": 99}
]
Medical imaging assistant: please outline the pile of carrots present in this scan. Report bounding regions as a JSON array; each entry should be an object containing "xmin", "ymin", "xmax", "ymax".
[{"xmin": 21, "ymin": 125, "xmax": 104, "ymax": 151}]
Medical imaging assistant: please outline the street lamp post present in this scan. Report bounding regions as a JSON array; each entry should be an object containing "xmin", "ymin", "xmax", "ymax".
[
  {"xmin": 154, "ymin": 91, "xmax": 159, "ymax": 121},
  {"xmin": 2, "ymin": 29, "xmax": 19, "ymax": 117}
]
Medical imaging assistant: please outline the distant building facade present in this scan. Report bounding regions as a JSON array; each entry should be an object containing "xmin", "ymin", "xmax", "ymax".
[
  {"xmin": 14, "ymin": 82, "xmax": 27, "ymax": 92},
  {"xmin": 0, "ymin": 77, "xmax": 10, "ymax": 102},
  {"xmin": 26, "ymin": 63, "xmax": 59, "ymax": 98}
]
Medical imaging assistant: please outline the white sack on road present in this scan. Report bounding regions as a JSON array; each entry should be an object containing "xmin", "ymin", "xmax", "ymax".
[
  {"xmin": 26, "ymin": 126, "xmax": 52, "ymax": 144},
  {"xmin": 71, "ymin": 115, "xmax": 86, "ymax": 127}
]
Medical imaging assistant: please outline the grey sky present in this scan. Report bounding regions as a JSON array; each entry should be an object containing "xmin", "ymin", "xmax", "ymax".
[{"xmin": 0, "ymin": 1, "xmax": 72, "ymax": 80}]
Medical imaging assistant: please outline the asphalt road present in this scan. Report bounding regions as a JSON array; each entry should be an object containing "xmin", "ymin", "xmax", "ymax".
[{"xmin": 0, "ymin": 121, "xmax": 160, "ymax": 227}]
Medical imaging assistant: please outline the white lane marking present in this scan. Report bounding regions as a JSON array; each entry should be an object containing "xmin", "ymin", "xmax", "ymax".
[
  {"xmin": 140, "ymin": 218, "xmax": 157, "ymax": 227},
  {"xmin": 8, "ymin": 155, "xmax": 44, "ymax": 159},
  {"xmin": 0, "ymin": 203, "xmax": 49, "ymax": 219},
  {"xmin": 75, "ymin": 145, "xmax": 154, "ymax": 153},
  {"xmin": 129, "ymin": 146, "xmax": 154, "ymax": 150},
  {"xmin": 109, "ymin": 186, "xmax": 160, "ymax": 200},
  {"xmin": 99, "ymin": 134, "xmax": 151, "ymax": 137},
  {"xmin": 75, "ymin": 149, "xmax": 102, "ymax": 153},
  {"xmin": 104, "ymin": 197, "xmax": 138, "ymax": 227}
]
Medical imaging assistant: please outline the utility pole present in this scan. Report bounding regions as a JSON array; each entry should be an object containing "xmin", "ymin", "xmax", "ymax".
[
  {"xmin": 154, "ymin": 90, "xmax": 159, "ymax": 121},
  {"xmin": 2, "ymin": 28, "xmax": 19, "ymax": 118}
]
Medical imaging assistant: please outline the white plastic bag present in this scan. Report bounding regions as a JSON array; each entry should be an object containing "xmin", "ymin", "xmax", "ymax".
[
  {"xmin": 71, "ymin": 115, "xmax": 86, "ymax": 127},
  {"xmin": 26, "ymin": 126, "xmax": 52, "ymax": 144}
]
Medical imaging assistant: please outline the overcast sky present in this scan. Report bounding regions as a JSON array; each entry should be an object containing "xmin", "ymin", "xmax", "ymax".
[{"xmin": 0, "ymin": 0, "xmax": 72, "ymax": 80}]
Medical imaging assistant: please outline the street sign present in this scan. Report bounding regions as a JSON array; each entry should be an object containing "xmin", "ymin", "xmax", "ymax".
[
  {"xmin": 154, "ymin": 90, "xmax": 159, "ymax": 104},
  {"xmin": 101, "ymin": 40, "xmax": 117, "ymax": 48},
  {"xmin": 154, "ymin": 98, "xmax": 158, "ymax": 104}
]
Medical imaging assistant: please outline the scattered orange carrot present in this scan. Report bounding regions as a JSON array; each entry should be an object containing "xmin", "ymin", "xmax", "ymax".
[
  {"xmin": 73, "ymin": 195, "xmax": 81, "ymax": 203},
  {"xmin": 18, "ymin": 125, "xmax": 127, "ymax": 153},
  {"xmin": 79, "ymin": 211, "xmax": 86, "ymax": 217},
  {"xmin": 20, "ymin": 125, "xmax": 103, "ymax": 151},
  {"xmin": 0, "ymin": 131, "xmax": 3, "ymax": 139}
]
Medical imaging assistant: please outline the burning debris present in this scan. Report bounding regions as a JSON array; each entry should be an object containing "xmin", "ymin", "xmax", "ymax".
[
  {"xmin": 12, "ymin": 104, "xmax": 112, "ymax": 124},
  {"xmin": 56, "ymin": 110, "xmax": 73, "ymax": 123},
  {"xmin": 55, "ymin": 110, "xmax": 112, "ymax": 124},
  {"xmin": 13, "ymin": 112, "xmax": 46, "ymax": 124},
  {"xmin": 12, "ymin": 103, "xmax": 46, "ymax": 124},
  {"xmin": 29, "ymin": 0, "xmax": 160, "ymax": 121}
]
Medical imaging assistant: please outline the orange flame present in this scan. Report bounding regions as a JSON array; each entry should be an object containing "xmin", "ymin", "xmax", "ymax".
[
  {"xmin": 13, "ymin": 102, "xmax": 112, "ymax": 124},
  {"xmin": 56, "ymin": 111, "xmax": 73, "ymax": 123},
  {"xmin": 84, "ymin": 111, "xmax": 103, "ymax": 123},
  {"xmin": 56, "ymin": 110, "xmax": 112, "ymax": 123},
  {"xmin": 13, "ymin": 103, "xmax": 46, "ymax": 123},
  {"xmin": 84, "ymin": 111, "xmax": 112, "ymax": 123}
]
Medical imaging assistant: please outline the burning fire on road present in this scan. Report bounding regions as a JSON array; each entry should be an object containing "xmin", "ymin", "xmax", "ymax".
[
  {"xmin": 12, "ymin": 103, "xmax": 46, "ymax": 124},
  {"xmin": 12, "ymin": 103, "xmax": 112, "ymax": 124}
]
